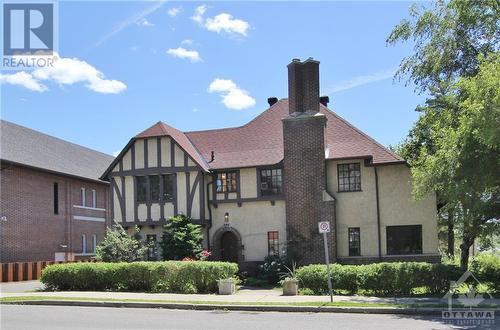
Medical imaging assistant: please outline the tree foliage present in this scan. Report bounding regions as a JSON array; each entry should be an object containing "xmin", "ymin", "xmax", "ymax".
[
  {"xmin": 387, "ymin": 0, "xmax": 499, "ymax": 91},
  {"xmin": 96, "ymin": 223, "xmax": 148, "ymax": 262},
  {"xmin": 159, "ymin": 215, "xmax": 204, "ymax": 260},
  {"xmin": 390, "ymin": 0, "xmax": 500, "ymax": 268}
]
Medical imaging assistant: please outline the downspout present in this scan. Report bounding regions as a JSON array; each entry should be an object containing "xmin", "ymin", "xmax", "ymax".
[
  {"xmin": 206, "ymin": 177, "xmax": 213, "ymax": 251},
  {"xmin": 374, "ymin": 166, "xmax": 382, "ymax": 261}
]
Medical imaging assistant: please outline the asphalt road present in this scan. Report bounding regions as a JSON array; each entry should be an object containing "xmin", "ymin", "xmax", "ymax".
[{"xmin": 1, "ymin": 305, "xmax": 497, "ymax": 330}]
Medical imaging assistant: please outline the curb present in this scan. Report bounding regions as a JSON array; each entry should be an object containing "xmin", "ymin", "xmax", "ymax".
[{"xmin": 1, "ymin": 300, "xmax": 446, "ymax": 315}]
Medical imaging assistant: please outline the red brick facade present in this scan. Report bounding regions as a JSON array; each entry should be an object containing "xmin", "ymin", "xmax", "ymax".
[{"xmin": 0, "ymin": 164, "xmax": 111, "ymax": 262}]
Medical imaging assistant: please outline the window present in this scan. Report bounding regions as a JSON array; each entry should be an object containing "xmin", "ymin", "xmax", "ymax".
[
  {"xmin": 81, "ymin": 234, "xmax": 86, "ymax": 254},
  {"xmin": 146, "ymin": 234, "xmax": 158, "ymax": 260},
  {"xmin": 136, "ymin": 176, "xmax": 147, "ymax": 203},
  {"xmin": 348, "ymin": 227, "xmax": 361, "ymax": 256},
  {"xmin": 386, "ymin": 225, "xmax": 422, "ymax": 255},
  {"xmin": 162, "ymin": 174, "xmax": 174, "ymax": 201},
  {"xmin": 53, "ymin": 183, "xmax": 59, "ymax": 214},
  {"xmin": 337, "ymin": 163, "xmax": 361, "ymax": 192},
  {"xmin": 267, "ymin": 231, "xmax": 279, "ymax": 256},
  {"xmin": 92, "ymin": 189, "xmax": 97, "ymax": 208},
  {"xmin": 260, "ymin": 169, "xmax": 283, "ymax": 196},
  {"xmin": 216, "ymin": 172, "xmax": 237, "ymax": 193},
  {"xmin": 92, "ymin": 234, "xmax": 97, "ymax": 254},
  {"xmin": 80, "ymin": 188, "xmax": 86, "ymax": 206},
  {"xmin": 149, "ymin": 175, "xmax": 160, "ymax": 202}
]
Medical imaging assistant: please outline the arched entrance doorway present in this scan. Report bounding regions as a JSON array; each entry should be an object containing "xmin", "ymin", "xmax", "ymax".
[{"xmin": 220, "ymin": 231, "xmax": 239, "ymax": 263}]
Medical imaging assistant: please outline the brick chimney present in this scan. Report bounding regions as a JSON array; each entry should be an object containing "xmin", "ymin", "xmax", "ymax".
[
  {"xmin": 282, "ymin": 58, "xmax": 336, "ymax": 265},
  {"xmin": 287, "ymin": 58, "xmax": 320, "ymax": 115}
]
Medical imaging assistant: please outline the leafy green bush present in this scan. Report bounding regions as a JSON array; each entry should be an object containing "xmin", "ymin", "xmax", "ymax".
[
  {"xmin": 96, "ymin": 224, "xmax": 147, "ymax": 262},
  {"xmin": 160, "ymin": 215, "xmax": 204, "ymax": 261},
  {"xmin": 257, "ymin": 254, "xmax": 291, "ymax": 284},
  {"xmin": 297, "ymin": 262, "xmax": 462, "ymax": 296},
  {"xmin": 470, "ymin": 253, "xmax": 500, "ymax": 292},
  {"xmin": 41, "ymin": 261, "xmax": 238, "ymax": 294}
]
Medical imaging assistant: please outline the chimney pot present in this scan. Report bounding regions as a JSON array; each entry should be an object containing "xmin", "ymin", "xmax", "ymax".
[
  {"xmin": 267, "ymin": 97, "xmax": 278, "ymax": 107},
  {"xmin": 320, "ymin": 96, "xmax": 329, "ymax": 107}
]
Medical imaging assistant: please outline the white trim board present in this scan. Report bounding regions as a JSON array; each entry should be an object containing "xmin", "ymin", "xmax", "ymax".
[
  {"xmin": 73, "ymin": 215, "xmax": 106, "ymax": 222},
  {"xmin": 73, "ymin": 205, "xmax": 106, "ymax": 212}
]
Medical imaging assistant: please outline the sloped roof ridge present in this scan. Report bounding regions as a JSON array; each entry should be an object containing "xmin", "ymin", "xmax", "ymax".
[
  {"xmin": 320, "ymin": 105, "xmax": 404, "ymax": 162},
  {"xmin": 186, "ymin": 99, "xmax": 285, "ymax": 134},
  {"xmin": 0, "ymin": 120, "xmax": 113, "ymax": 158}
]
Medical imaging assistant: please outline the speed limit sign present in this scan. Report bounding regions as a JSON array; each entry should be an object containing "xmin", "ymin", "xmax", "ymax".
[{"xmin": 318, "ymin": 221, "xmax": 330, "ymax": 233}]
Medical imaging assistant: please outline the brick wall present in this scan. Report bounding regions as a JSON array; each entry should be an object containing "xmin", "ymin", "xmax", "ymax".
[
  {"xmin": 282, "ymin": 115, "xmax": 336, "ymax": 265},
  {"xmin": 0, "ymin": 164, "xmax": 110, "ymax": 262}
]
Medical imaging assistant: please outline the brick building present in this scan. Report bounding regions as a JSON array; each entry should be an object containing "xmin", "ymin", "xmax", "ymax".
[
  {"xmin": 102, "ymin": 58, "xmax": 440, "ymax": 268},
  {"xmin": 0, "ymin": 121, "xmax": 114, "ymax": 262}
]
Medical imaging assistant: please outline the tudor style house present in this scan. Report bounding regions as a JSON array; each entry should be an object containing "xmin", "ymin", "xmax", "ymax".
[
  {"xmin": 0, "ymin": 120, "xmax": 114, "ymax": 262},
  {"xmin": 101, "ymin": 58, "xmax": 439, "ymax": 268}
]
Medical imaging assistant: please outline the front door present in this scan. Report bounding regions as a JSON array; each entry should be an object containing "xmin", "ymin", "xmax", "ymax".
[{"xmin": 220, "ymin": 231, "xmax": 238, "ymax": 263}]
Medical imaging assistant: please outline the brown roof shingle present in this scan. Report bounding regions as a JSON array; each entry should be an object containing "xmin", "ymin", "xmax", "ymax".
[{"xmin": 185, "ymin": 99, "xmax": 403, "ymax": 169}]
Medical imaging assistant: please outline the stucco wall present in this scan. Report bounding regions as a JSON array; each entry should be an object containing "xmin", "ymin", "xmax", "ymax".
[
  {"xmin": 326, "ymin": 160, "xmax": 438, "ymax": 258},
  {"xmin": 210, "ymin": 201, "xmax": 286, "ymax": 262}
]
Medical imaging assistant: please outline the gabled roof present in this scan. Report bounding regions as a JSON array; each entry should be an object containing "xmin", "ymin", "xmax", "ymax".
[
  {"xmin": 136, "ymin": 121, "xmax": 209, "ymax": 171},
  {"xmin": 185, "ymin": 99, "xmax": 404, "ymax": 169},
  {"xmin": 0, "ymin": 120, "xmax": 114, "ymax": 183}
]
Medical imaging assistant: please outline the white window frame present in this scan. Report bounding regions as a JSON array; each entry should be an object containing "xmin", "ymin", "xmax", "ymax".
[
  {"xmin": 92, "ymin": 234, "xmax": 97, "ymax": 254},
  {"xmin": 92, "ymin": 189, "xmax": 97, "ymax": 208},
  {"xmin": 81, "ymin": 234, "xmax": 86, "ymax": 253},
  {"xmin": 80, "ymin": 188, "xmax": 86, "ymax": 206}
]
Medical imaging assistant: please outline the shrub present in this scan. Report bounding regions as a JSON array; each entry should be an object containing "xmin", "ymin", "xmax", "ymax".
[
  {"xmin": 41, "ymin": 261, "xmax": 238, "ymax": 294},
  {"xmin": 96, "ymin": 224, "xmax": 147, "ymax": 262},
  {"xmin": 470, "ymin": 253, "xmax": 500, "ymax": 292},
  {"xmin": 257, "ymin": 254, "xmax": 291, "ymax": 284},
  {"xmin": 297, "ymin": 262, "xmax": 462, "ymax": 296},
  {"xmin": 160, "ymin": 215, "xmax": 204, "ymax": 260}
]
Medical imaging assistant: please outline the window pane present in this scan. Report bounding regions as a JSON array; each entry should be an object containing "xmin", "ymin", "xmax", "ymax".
[
  {"xmin": 150, "ymin": 176, "xmax": 160, "ymax": 202},
  {"xmin": 163, "ymin": 174, "xmax": 174, "ymax": 201},
  {"xmin": 136, "ymin": 176, "xmax": 147, "ymax": 203},
  {"xmin": 348, "ymin": 227, "xmax": 360, "ymax": 256},
  {"xmin": 338, "ymin": 163, "xmax": 362, "ymax": 192},
  {"xmin": 260, "ymin": 168, "xmax": 283, "ymax": 196},
  {"xmin": 386, "ymin": 225, "xmax": 422, "ymax": 255},
  {"xmin": 267, "ymin": 231, "xmax": 279, "ymax": 256}
]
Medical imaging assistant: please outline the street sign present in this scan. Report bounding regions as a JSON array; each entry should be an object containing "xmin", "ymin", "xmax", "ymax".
[
  {"xmin": 319, "ymin": 221, "xmax": 333, "ymax": 302},
  {"xmin": 318, "ymin": 221, "xmax": 330, "ymax": 233}
]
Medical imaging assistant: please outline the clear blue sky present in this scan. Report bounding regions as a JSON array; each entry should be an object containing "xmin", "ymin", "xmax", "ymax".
[{"xmin": 1, "ymin": 1, "xmax": 427, "ymax": 156}]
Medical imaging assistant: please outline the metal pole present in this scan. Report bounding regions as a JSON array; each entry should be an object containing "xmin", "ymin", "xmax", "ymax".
[{"xmin": 323, "ymin": 232, "xmax": 333, "ymax": 303}]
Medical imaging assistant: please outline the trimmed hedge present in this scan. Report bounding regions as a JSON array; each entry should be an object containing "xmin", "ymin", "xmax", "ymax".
[
  {"xmin": 471, "ymin": 253, "xmax": 500, "ymax": 292},
  {"xmin": 41, "ymin": 261, "xmax": 238, "ymax": 293},
  {"xmin": 296, "ymin": 262, "xmax": 464, "ymax": 296}
]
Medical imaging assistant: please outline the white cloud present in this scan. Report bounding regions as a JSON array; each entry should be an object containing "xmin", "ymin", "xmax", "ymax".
[
  {"xmin": 0, "ymin": 54, "xmax": 126, "ymax": 94},
  {"xmin": 0, "ymin": 71, "xmax": 47, "ymax": 92},
  {"xmin": 136, "ymin": 18, "xmax": 154, "ymax": 27},
  {"xmin": 94, "ymin": 1, "xmax": 165, "ymax": 47},
  {"xmin": 167, "ymin": 6, "xmax": 181, "ymax": 17},
  {"xmin": 166, "ymin": 47, "xmax": 201, "ymax": 62},
  {"xmin": 191, "ymin": 5, "xmax": 249, "ymax": 37},
  {"xmin": 205, "ymin": 13, "xmax": 249, "ymax": 36},
  {"xmin": 192, "ymin": 108, "xmax": 200, "ymax": 112},
  {"xmin": 208, "ymin": 78, "xmax": 255, "ymax": 110},
  {"xmin": 327, "ymin": 68, "xmax": 397, "ymax": 93},
  {"xmin": 191, "ymin": 5, "xmax": 207, "ymax": 24},
  {"xmin": 181, "ymin": 39, "xmax": 193, "ymax": 45}
]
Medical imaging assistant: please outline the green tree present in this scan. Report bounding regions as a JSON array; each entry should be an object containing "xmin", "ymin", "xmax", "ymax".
[
  {"xmin": 387, "ymin": 0, "xmax": 499, "ymax": 91},
  {"xmin": 410, "ymin": 54, "xmax": 500, "ymax": 269},
  {"xmin": 160, "ymin": 215, "xmax": 204, "ymax": 260},
  {"xmin": 389, "ymin": 0, "xmax": 500, "ymax": 268},
  {"xmin": 96, "ymin": 223, "xmax": 148, "ymax": 262}
]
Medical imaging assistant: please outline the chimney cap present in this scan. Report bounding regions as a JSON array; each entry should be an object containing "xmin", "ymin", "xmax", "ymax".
[
  {"xmin": 320, "ymin": 96, "xmax": 330, "ymax": 107},
  {"xmin": 267, "ymin": 97, "xmax": 278, "ymax": 106}
]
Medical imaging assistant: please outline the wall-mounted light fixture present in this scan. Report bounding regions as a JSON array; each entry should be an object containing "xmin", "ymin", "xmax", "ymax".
[{"xmin": 224, "ymin": 212, "xmax": 229, "ymax": 223}]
